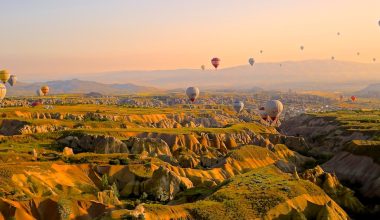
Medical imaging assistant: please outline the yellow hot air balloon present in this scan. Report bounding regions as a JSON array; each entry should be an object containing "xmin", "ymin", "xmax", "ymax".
[
  {"xmin": 0, "ymin": 70, "xmax": 10, "ymax": 84},
  {"xmin": 0, "ymin": 84, "xmax": 6, "ymax": 101},
  {"xmin": 40, "ymin": 85, "xmax": 50, "ymax": 96}
]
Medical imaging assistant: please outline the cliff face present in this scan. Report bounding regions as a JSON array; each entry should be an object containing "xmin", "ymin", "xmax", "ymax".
[{"xmin": 281, "ymin": 113, "xmax": 380, "ymax": 218}]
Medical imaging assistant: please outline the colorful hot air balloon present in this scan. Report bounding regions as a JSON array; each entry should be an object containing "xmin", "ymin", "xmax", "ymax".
[
  {"xmin": 40, "ymin": 86, "xmax": 49, "ymax": 96},
  {"xmin": 351, "ymin": 96, "xmax": 356, "ymax": 102},
  {"xmin": 0, "ymin": 84, "xmax": 6, "ymax": 101},
  {"xmin": 233, "ymin": 100, "xmax": 244, "ymax": 113},
  {"xmin": 265, "ymin": 100, "xmax": 284, "ymax": 121},
  {"xmin": 258, "ymin": 106, "xmax": 268, "ymax": 120},
  {"xmin": 0, "ymin": 70, "xmax": 10, "ymax": 84},
  {"xmin": 248, "ymin": 58, "xmax": 255, "ymax": 66},
  {"xmin": 211, "ymin": 57, "xmax": 220, "ymax": 69},
  {"xmin": 201, "ymin": 65, "xmax": 205, "ymax": 70},
  {"xmin": 8, "ymin": 75, "xmax": 17, "ymax": 86},
  {"xmin": 186, "ymin": 87, "xmax": 199, "ymax": 102}
]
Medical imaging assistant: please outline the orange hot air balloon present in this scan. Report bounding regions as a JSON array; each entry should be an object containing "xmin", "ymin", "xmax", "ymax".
[
  {"xmin": 40, "ymin": 85, "xmax": 49, "ymax": 96},
  {"xmin": 351, "ymin": 96, "xmax": 356, "ymax": 102},
  {"xmin": 211, "ymin": 57, "xmax": 220, "ymax": 69}
]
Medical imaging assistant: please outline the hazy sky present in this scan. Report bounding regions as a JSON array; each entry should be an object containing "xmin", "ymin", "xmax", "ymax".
[{"xmin": 0, "ymin": 0, "xmax": 379, "ymax": 76}]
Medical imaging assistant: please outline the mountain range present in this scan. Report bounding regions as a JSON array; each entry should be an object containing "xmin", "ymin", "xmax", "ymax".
[
  {"xmin": 7, "ymin": 60, "xmax": 380, "ymax": 95},
  {"xmin": 5, "ymin": 79, "xmax": 161, "ymax": 96}
]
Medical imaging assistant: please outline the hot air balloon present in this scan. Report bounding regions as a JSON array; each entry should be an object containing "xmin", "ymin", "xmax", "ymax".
[
  {"xmin": 248, "ymin": 58, "xmax": 255, "ymax": 66},
  {"xmin": 351, "ymin": 96, "xmax": 356, "ymax": 102},
  {"xmin": 201, "ymin": 65, "xmax": 205, "ymax": 70},
  {"xmin": 233, "ymin": 100, "xmax": 244, "ymax": 113},
  {"xmin": 8, "ymin": 75, "xmax": 17, "ymax": 86},
  {"xmin": 339, "ymin": 95, "xmax": 344, "ymax": 102},
  {"xmin": 31, "ymin": 101, "xmax": 42, "ymax": 107},
  {"xmin": 211, "ymin": 57, "xmax": 220, "ymax": 69},
  {"xmin": 300, "ymin": 46, "xmax": 304, "ymax": 51},
  {"xmin": 260, "ymin": 50, "xmax": 263, "ymax": 54},
  {"xmin": 40, "ymin": 86, "xmax": 49, "ymax": 96},
  {"xmin": 0, "ymin": 84, "xmax": 6, "ymax": 101},
  {"xmin": 265, "ymin": 100, "xmax": 284, "ymax": 121},
  {"xmin": 258, "ymin": 107, "xmax": 268, "ymax": 120},
  {"xmin": 186, "ymin": 87, "xmax": 200, "ymax": 102},
  {"xmin": 331, "ymin": 56, "xmax": 335, "ymax": 60},
  {"xmin": 36, "ymin": 89, "xmax": 43, "ymax": 96},
  {"xmin": 0, "ymin": 70, "xmax": 10, "ymax": 84},
  {"xmin": 373, "ymin": 58, "xmax": 377, "ymax": 62},
  {"xmin": 337, "ymin": 32, "xmax": 340, "ymax": 36},
  {"xmin": 357, "ymin": 52, "xmax": 360, "ymax": 56}
]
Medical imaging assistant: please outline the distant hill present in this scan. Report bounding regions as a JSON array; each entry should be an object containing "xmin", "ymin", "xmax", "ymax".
[
  {"xmin": 64, "ymin": 60, "xmax": 379, "ymax": 92},
  {"xmin": 356, "ymin": 83, "xmax": 380, "ymax": 98},
  {"xmin": 5, "ymin": 79, "xmax": 161, "ymax": 96}
]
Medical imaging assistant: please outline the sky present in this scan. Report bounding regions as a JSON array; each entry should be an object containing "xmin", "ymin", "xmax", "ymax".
[{"xmin": 0, "ymin": 0, "xmax": 379, "ymax": 77}]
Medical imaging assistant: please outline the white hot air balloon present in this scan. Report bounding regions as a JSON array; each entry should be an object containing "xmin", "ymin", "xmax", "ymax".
[
  {"xmin": 265, "ymin": 100, "xmax": 284, "ymax": 121},
  {"xmin": 36, "ymin": 89, "xmax": 43, "ymax": 96},
  {"xmin": 0, "ymin": 84, "xmax": 6, "ymax": 101},
  {"xmin": 248, "ymin": 58, "xmax": 255, "ymax": 66},
  {"xmin": 186, "ymin": 87, "xmax": 200, "ymax": 102},
  {"xmin": 8, "ymin": 75, "xmax": 17, "ymax": 86},
  {"xmin": 233, "ymin": 100, "xmax": 244, "ymax": 113},
  {"xmin": 258, "ymin": 106, "xmax": 268, "ymax": 120}
]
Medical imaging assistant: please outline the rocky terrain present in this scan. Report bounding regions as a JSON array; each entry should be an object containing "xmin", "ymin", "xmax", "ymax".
[
  {"xmin": 281, "ymin": 111, "xmax": 380, "ymax": 217},
  {"xmin": 0, "ymin": 99, "xmax": 377, "ymax": 219}
]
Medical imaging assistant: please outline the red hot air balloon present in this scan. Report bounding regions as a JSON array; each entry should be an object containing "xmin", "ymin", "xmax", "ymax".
[
  {"xmin": 211, "ymin": 57, "xmax": 220, "ymax": 69},
  {"xmin": 351, "ymin": 96, "xmax": 356, "ymax": 102}
]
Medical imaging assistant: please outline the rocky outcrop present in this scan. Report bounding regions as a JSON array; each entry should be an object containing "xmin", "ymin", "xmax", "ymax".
[
  {"xmin": 58, "ymin": 134, "xmax": 129, "ymax": 153},
  {"xmin": 142, "ymin": 166, "xmax": 193, "ymax": 202},
  {"xmin": 127, "ymin": 137, "xmax": 172, "ymax": 157},
  {"xmin": 322, "ymin": 151, "xmax": 380, "ymax": 198},
  {"xmin": 0, "ymin": 119, "xmax": 67, "ymax": 135},
  {"xmin": 301, "ymin": 166, "xmax": 365, "ymax": 214}
]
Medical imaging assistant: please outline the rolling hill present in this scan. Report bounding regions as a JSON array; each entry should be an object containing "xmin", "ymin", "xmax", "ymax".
[
  {"xmin": 5, "ymin": 79, "xmax": 161, "ymax": 96},
  {"xmin": 65, "ymin": 60, "xmax": 380, "ymax": 91}
]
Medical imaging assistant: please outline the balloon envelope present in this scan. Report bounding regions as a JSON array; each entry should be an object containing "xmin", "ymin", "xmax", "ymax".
[
  {"xmin": 248, "ymin": 58, "xmax": 255, "ymax": 66},
  {"xmin": 351, "ymin": 96, "xmax": 356, "ymax": 102},
  {"xmin": 258, "ymin": 106, "xmax": 268, "ymax": 120},
  {"xmin": 8, "ymin": 75, "xmax": 17, "ymax": 86},
  {"xmin": 40, "ymin": 86, "xmax": 49, "ymax": 96},
  {"xmin": 211, "ymin": 57, "xmax": 220, "ymax": 69},
  {"xmin": 186, "ymin": 87, "xmax": 200, "ymax": 102},
  {"xmin": 36, "ymin": 89, "xmax": 43, "ymax": 96},
  {"xmin": 0, "ymin": 70, "xmax": 10, "ymax": 84},
  {"xmin": 265, "ymin": 100, "xmax": 284, "ymax": 120},
  {"xmin": 0, "ymin": 84, "xmax": 6, "ymax": 101},
  {"xmin": 201, "ymin": 65, "xmax": 205, "ymax": 70},
  {"xmin": 233, "ymin": 101, "xmax": 244, "ymax": 113},
  {"xmin": 300, "ymin": 46, "xmax": 304, "ymax": 50}
]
